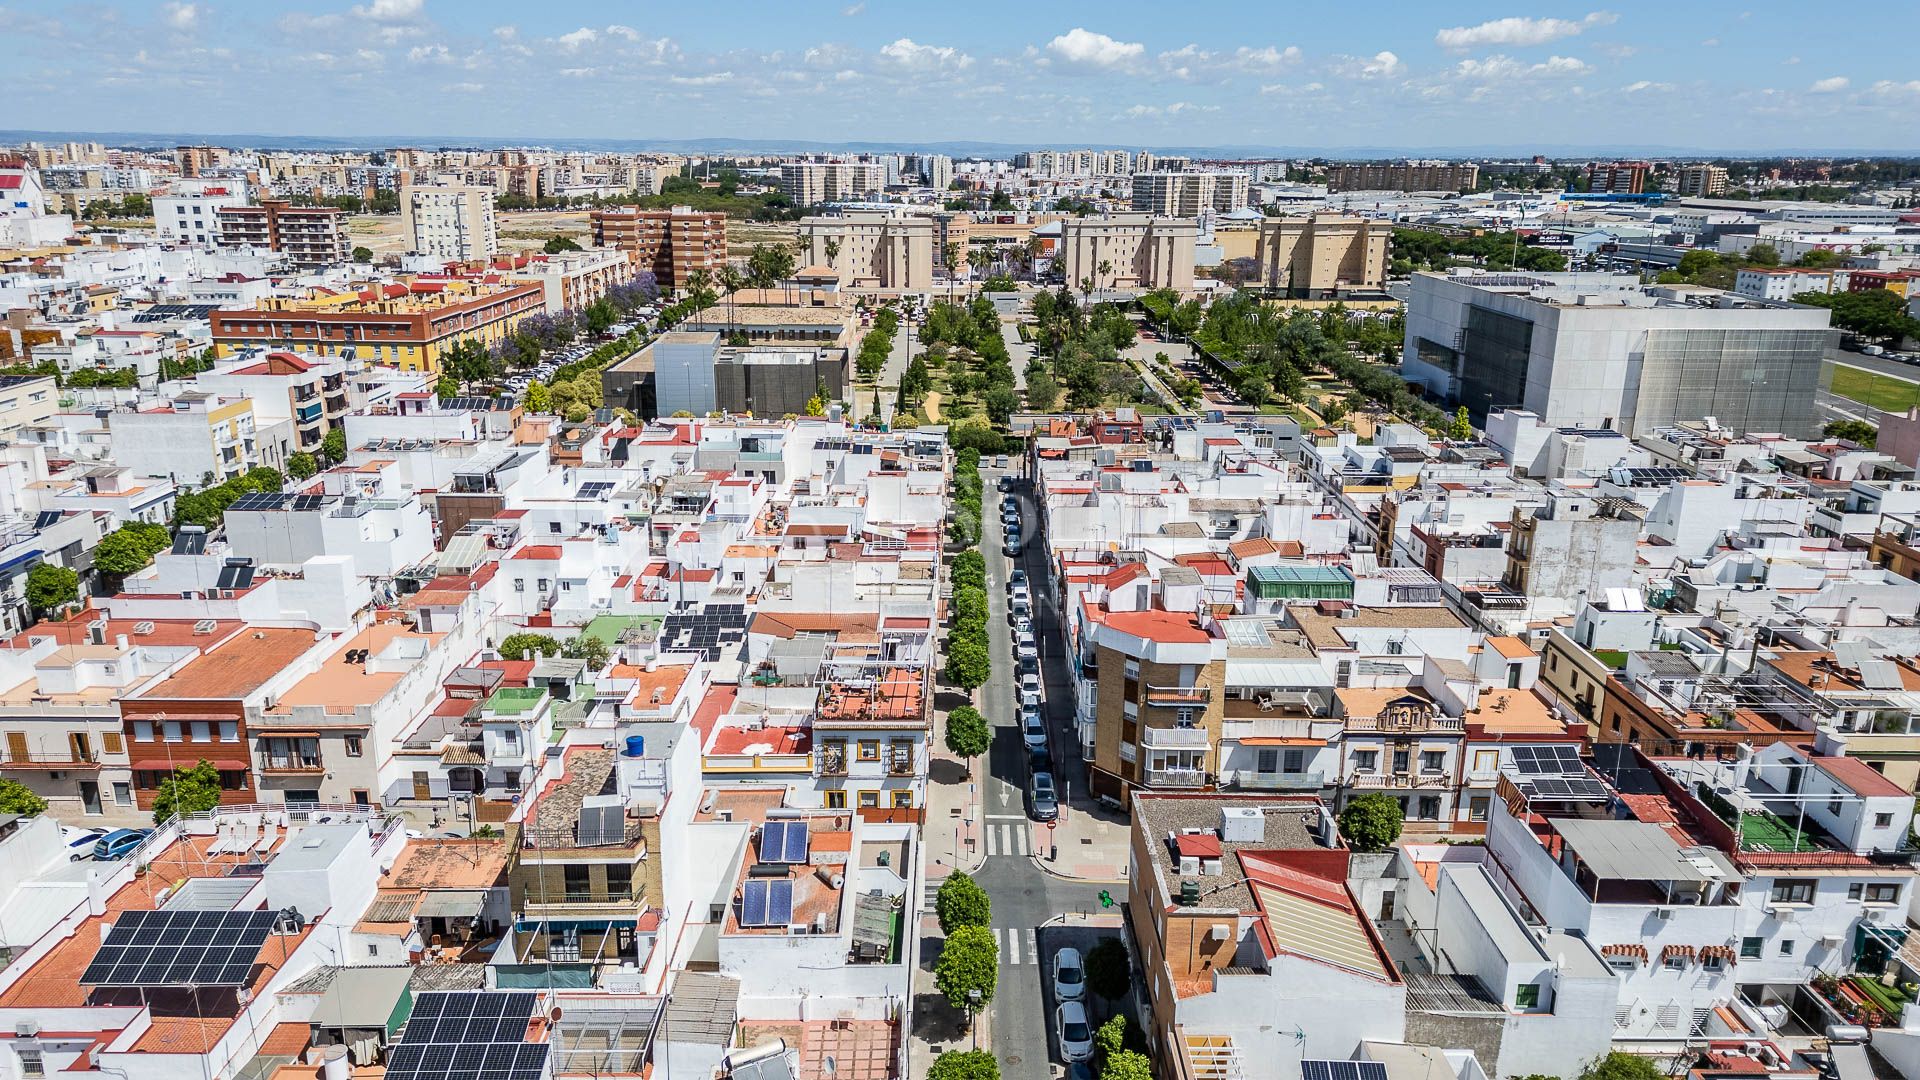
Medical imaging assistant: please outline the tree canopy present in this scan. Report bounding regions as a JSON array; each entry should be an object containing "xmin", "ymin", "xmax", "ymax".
[
  {"xmin": 935, "ymin": 871, "xmax": 992, "ymax": 934},
  {"xmin": 498, "ymin": 633, "xmax": 562, "ymax": 660},
  {"xmin": 1795, "ymin": 288, "xmax": 1920, "ymax": 345},
  {"xmin": 1339, "ymin": 792, "xmax": 1406, "ymax": 853},
  {"xmin": 25, "ymin": 563, "xmax": 78, "ymax": 615},
  {"xmin": 1084, "ymin": 938, "xmax": 1131, "ymax": 1002},
  {"xmin": 934, "ymin": 924, "xmax": 998, "ymax": 1011},
  {"xmin": 152, "ymin": 760, "xmax": 223, "ymax": 823},
  {"xmin": 0, "ymin": 778, "xmax": 48, "ymax": 816},
  {"xmin": 926, "ymin": 1050, "xmax": 1000, "ymax": 1080}
]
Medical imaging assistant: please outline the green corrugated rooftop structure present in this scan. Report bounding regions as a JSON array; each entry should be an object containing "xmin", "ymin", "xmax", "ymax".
[{"xmin": 1246, "ymin": 564, "xmax": 1355, "ymax": 601}]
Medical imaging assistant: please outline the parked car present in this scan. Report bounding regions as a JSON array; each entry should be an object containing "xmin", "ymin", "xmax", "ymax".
[
  {"xmin": 1053, "ymin": 946, "xmax": 1087, "ymax": 1002},
  {"xmin": 1017, "ymin": 687, "xmax": 1041, "ymax": 712},
  {"xmin": 1009, "ymin": 598, "xmax": 1031, "ymax": 623},
  {"xmin": 62, "ymin": 826, "xmax": 106, "ymax": 861},
  {"xmin": 1029, "ymin": 771, "xmax": 1059, "ymax": 822},
  {"xmin": 1020, "ymin": 672, "xmax": 1041, "ymax": 696},
  {"xmin": 1056, "ymin": 1000, "xmax": 1093, "ymax": 1061},
  {"xmin": 995, "ymin": 455, "xmax": 1009, "ymax": 469},
  {"xmin": 1019, "ymin": 654, "xmax": 1039, "ymax": 677},
  {"xmin": 93, "ymin": 828, "xmax": 150, "ymax": 861},
  {"xmin": 1015, "ymin": 639, "xmax": 1039, "ymax": 663},
  {"xmin": 1010, "ymin": 583, "xmax": 1032, "ymax": 606},
  {"xmin": 1013, "ymin": 616, "xmax": 1033, "ymax": 637},
  {"xmin": 1009, "ymin": 568, "xmax": 1028, "ymax": 589},
  {"xmin": 1023, "ymin": 711, "xmax": 1049, "ymax": 750}
]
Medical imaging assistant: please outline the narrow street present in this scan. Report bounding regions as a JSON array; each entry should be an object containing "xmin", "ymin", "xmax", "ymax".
[{"xmin": 973, "ymin": 460, "xmax": 1114, "ymax": 1075}]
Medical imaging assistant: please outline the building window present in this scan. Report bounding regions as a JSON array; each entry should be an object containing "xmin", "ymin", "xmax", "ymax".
[
  {"xmin": 858, "ymin": 790, "xmax": 879, "ymax": 809},
  {"xmin": 1256, "ymin": 749, "xmax": 1279, "ymax": 773},
  {"xmin": 857, "ymin": 740, "xmax": 879, "ymax": 761},
  {"xmin": 163, "ymin": 721, "xmax": 183, "ymax": 742},
  {"xmin": 1607, "ymin": 957, "xmax": 1636, "ymax": 973},
  {"xmin": 1421, "ymin": 751, "xmax": 1445, "ymax": 773},
  {"xmin": 191, "ymin": 722, "xmax": 211, "ymax": 742},
  {"xmin": 1391, "ymin": 748, "xmax": 1410, "ymax": 774},
  {"xmin": 604, "ymin": 862, "xmax": 633, "ymax": 901},
  {"xmin": 1770, "ymin": 879, "xmax": 1815, "ymax": 904},
  {"xmin": 563, "ymin": 864, "xmax": 592, "ymax": 902},
  {"xmin": 1513, "ymin": 983, "xmax": 1540, "ymax": 1009},
  {"xmin": 345, "ymin": 734, "xmax": 364, "ymax": 757},
  {"xmin": 1739, "ymin": 937, "xmax": 1763, "ymax": 959},
  {"xmin": 1863, "ymin": 883, "xmax": 1900, "ymax": 904},
  {"xmin": 1876, "ymin": 813, "xmax": 1894, "ymax": 828},
  {"xmin": 824, "ymin": 790, "xmax": 847, "ymax": 809},
  {"xmin": 1353, "ymin": 750, "xmax": 1378, "ymax": 773},
  {"xmin": 1416, "ymin": 795, "xmax": 1441, "ymax": 820},
  {"xmin": 891, "ymin": 790, "xmax": 913, "ymax": 808},
  {"xmin": 18, "ymin": 1047, "xmax": 43, "ymax": 1077},
  {"xmin": 219, "ymin": 721, "xmax": 238, "ymax": 742},
  {"xmin": 133, "ymin": 720, "xmax": 154, "ymax": 742},
  {"xmin": 1473, "ymin": 750, "xmax": 1497, "ymax": 774},
  {"xmin": 1779, "ymin": 939, "xmax": 1796, "ymax": 957},
  {"xmin": 1468, "ymin": 797, "xmax": 1490, "ymax": 822}
]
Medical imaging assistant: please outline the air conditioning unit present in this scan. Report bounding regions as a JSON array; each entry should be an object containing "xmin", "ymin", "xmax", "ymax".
[
  {"xmin": 1653, "ymin": 908, "xmax": 1674, "ymax": 921},
  {"xmin": 15, "ymin": 1020, "xmax": 39, "ymax": 1037}
]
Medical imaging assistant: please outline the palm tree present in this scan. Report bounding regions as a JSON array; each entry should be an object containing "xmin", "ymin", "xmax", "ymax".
[
  {"xmin": 943, "ymin": 244, "xmax": 960, "ymax": 305},
  {"xmin": 719, "ymin": 264, "xmax": 746, "ymax": 330},
  {"xmin": 1096, "ymin": 259, "xmax": 1112, "ymax": 302},
  {"xmin": 823, "ymin": 237, "xmax": 841, "ymax": 272}
]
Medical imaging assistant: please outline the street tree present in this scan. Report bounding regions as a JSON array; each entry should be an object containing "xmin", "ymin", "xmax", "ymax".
[
  {"xmin": 926, "ymin": 1051, "xmax": 999, "ymax": 1080},
  {"xmin": 935, "ymin": 924, "xmax": 998, "ymax": 1015},
  {"xmin": 942, "ymin": 637, "xmax": 991, "ymax": 699},
  {"xmin": 1102, "ymin": 1051, "xmax": 1153, "ymax": 1080},
  {"xmin": 1448, "ymin": 406, "xmax": 1475, "ymax": 441},
  {"xmin": 286, "ymin": 452, "xmax": 319, "ymax": 480},
  {"xmin": 561, "ymin": 633, "xmax": 612, "ymax": 669},
  {"xmin": 498, "ymin": 633, "xmax": 561, "ymax": 660},
  {"xmin": 1580, "ymin": 1053, "xmax": 1666, "ymax": 1080},
  {"xmin": 0, "ymin": 778, "xmax": 48, "ymax": 816},
  {"xmin": 944, "ymin": 706, "xmax": 991, "ymax": 773},
  {"xmin": 934, "ymin": 871, "xmax": 992, "ymax": 934}
]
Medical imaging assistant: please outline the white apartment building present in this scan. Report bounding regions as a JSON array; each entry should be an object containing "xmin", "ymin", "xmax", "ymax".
[
  {"xmin": 1734, "ymin": 266, "xmax": 1851, "ymax": 302},
  {"xmin": 1131, "ymin": 171, "xmax": 1250, "ymax": 216},
  {"xmin": 399, "ymin": 183, "xmax": 498, "ymax": 261},
  {"xmin": 1057, "ymin": 215, "xmax": 1199, "ymax": 292},
  {"xmin": 777, "ymin": 162, "xmax": 886, "ymax": 206},
  {"xmin": 154, "ymin": 180, "xmax": 250, "ymax": 247}
]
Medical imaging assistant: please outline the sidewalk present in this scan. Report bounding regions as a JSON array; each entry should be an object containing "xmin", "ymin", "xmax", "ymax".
[
  {"xmin": 1030, "ymin": 783, "xmax": 1131, "ymax": 883},
  {"xmin": 923, "ymin": 708, "xmax": 986, "ymax": 882}
]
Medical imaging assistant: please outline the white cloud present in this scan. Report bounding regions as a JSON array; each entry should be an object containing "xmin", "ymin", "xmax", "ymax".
[
  {"xmin": 352, "ymin": 0, "xmax": 423, "ymax": 22},
  {"xmin": 878, "ymin": 37, "xmax": 974, "ymax": 72},
  {"xmin": 841, "ymin": 2, "xmax": 864, "ymax": 14},
  {"xmin": 1783, "ymin": 55, "xmax": 1800, "ymax": 65},
  {"xmin": 1331, "ymin": 50, "xmax": 1404, "ymax": 79},
  {"xmin": 491, "ymin": 25, "xmax": 516, "ymax": 42},
  {"xmin": 670, "ymin": 71, "xmax": 734, "ymax": 85},
  {"xmin": 1701, "ymin": 37, "xmax": 1720, "ymax": 47},
  {"xmin": 406, "ymin": 43, "xmax": 449, "ymax": 62},
  {"xmin": 1046, "ymin": 27, "xmax": 1144, "ymax": 68},
  {"xmin": 1870, "ymin": 79, "xmax": 1920, "ymax": 97},
  {"xmin": 163, "ymin": 2, "xmax": 198, "ymax": 29},
  {"xmin": 1622, "ymin": 80, "xmax": 1673, "ymax": 93},
  {"xmin": 1435, "ymin": 12, "xmax": 1615, "ymax": 51},
  {"xmin": 1123, "ymin": 101, "xmax": 1218, "ymax": 119},
  {"xmin": 1809, "ymin": 76, "xmax": 1849, "ymax": 93},
  {"xmin": 556, "ymin": 27, "xmax": 597, "ymax": 51},
  {"xmin": 1235, "ymin": 45, "xmax": 1301, "ymax": 69},
  {"xmin": 606, "ymin": 25, "xmax": 642, "ymax": 41},
  {"xmin": 1455, "ymin": 54, "xmax": 1590, "ymax": 80}
]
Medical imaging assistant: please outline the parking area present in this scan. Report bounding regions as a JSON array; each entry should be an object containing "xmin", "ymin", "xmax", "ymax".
[{"xmin": 1034, "ymin": 921, "xmax": 1130, "ymax": 1071}]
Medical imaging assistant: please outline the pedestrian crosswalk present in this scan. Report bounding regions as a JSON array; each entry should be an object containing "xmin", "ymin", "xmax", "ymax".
[
  {"xmin": 984, "ymin": 819, "xmax": 1033, "ymax": 858},
  {"xmin": 992, "ymin": 926, "xmax": 1040, "ymax": 966}
]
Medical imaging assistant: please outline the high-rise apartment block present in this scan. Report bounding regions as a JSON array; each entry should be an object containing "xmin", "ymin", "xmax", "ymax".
[
  {"xmin": 1677, "ymin": 163, "xmax": 1731, "ymax": 197},
  {"xmin": 1057, "ymin": 215, "xmax": 1199, "ymax": 293},
  {"xmin": 589, "ymin": 206, "xmax": 727, "ymax": 291},
  {"xmin": 1325, "ymin": 162, "xmax": 1480, "ymax": 193},
  {"xmin": 215, "ymin": 199, "xmax": 351, "ymax": 268},
  {"xmin": 1251, "ymin": 214, "xmax": 1390, "ymax": 298},
  {"xmin": 154, "ymin": 180, "xmax": 250, "ymax": 248},
  {"xmin": 776, "ymin": 162, "xmax": 886, "ymax": 206},
  {"xmin": 1130, "ymin": 171, "xmax": 1250, "ymax": 216},
  {"xmin": 399, "ymin": 184, "xmax": 499, "ymax": 261},
  {"xmin": 1588, "ymin": 161, "xmax": 1651, "ymax": 194},
  {"xmin": 798, "ymin": 213, "xmax": 934, "ymax": 290}
]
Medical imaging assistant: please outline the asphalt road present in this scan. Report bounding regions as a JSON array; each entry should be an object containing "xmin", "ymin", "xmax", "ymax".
[
  {"xmin": 975, "ymin": 463, "xmax": 1110, "ymax": 1075},
  {"xmin": 1828, "ymin": 345, "xmax": 1920, "ymax": 382}
]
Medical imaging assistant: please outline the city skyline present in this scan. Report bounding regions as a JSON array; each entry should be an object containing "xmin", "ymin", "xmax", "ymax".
[{"xmin": 4, "ymin": 0, "xmax": 1917, "ymax": 151}]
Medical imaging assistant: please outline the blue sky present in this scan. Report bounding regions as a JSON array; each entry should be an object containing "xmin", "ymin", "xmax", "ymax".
[{"xmin": 4, "ymin": 1, "xmax": 1916, "ymax": 150}]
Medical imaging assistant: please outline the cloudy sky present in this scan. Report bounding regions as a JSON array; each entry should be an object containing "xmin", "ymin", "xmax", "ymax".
[{"xmin": 4, "ymin": 0, "xmax": 1915, "ymax": 150}]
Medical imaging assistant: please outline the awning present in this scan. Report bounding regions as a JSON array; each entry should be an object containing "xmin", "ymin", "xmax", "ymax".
[
  {"xmin": 129, "ymin": 758, "xmax": 250, "ymax": 771},
  {"xmin": 1225, "ymin": 659, "xmax": 1334, "ymax": 689},
  {"xmin": 0, "ymin": 549, "xmax": 43, "ymax": 574},
  {"xmin": 1238, "ymin": 737, "xmax": 1327, "ymax": 746},
  {"xmin": 416, "ymin": 889, "xmax": 489, "ymax": 919}
]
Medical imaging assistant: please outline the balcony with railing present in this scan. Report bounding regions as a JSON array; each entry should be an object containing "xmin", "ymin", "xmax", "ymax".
[
  {"xmin": 1350, "ymin": 770, "xmax": 1452, "ymax": 790},
  {"xmin": 1346, "ymin": 714, "xmax": 1465, "ymax": 734},
  {"xmin": 1145, "ymin": 684, "xmax": 1211, "ymax": 709},
  {"xmin": 1139, "ymin": 725, "xmax": 1210, "ymax": 750},
  {"xmin": 0, "ymin": 748, "xmax": 104, "ymax": 770},
  {"xmin": 1145, "ymin": 766, "xmax": 1207, "ymax": 788},
  {"xmin": 816, "ymin": 745, "xmax": 848, "ymax": 777},
  {"xmin": 886, "ymin": 748, "xmax": 916, "ymax": 776},
  {"xmin": 1229, "ymin": 769, "xmax": 1325, "ymax": 791}
]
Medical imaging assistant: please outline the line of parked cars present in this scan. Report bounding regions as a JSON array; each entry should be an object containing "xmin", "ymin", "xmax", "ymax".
[{"xmin": 61, "ymin": 825, "xmax": 151, "ymax": 861}]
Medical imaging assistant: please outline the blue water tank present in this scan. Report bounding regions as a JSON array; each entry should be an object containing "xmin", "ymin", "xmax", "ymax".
[{"xmin": 625, "ymin": 734, "xmax": 645, "ymax": 757}]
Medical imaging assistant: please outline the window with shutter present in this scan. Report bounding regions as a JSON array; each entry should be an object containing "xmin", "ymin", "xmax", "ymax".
[{"xmin": 103, "ymin": 731, "xmax": 124, "ymax": 754}]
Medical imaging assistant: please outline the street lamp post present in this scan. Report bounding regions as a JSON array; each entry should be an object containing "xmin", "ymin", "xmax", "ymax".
[{"xmin": 968, "ymin": 989, "xmax": 982, "ymax": 1049}]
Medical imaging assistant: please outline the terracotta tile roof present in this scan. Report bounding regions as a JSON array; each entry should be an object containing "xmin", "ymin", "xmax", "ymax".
[
  {"xmin": 1100, "ymin": 608, "xmax": 1210, "ymax": 644},
  {"xmin": 135, "ymin": 627, "xmax": 319, "ymax": 700}
]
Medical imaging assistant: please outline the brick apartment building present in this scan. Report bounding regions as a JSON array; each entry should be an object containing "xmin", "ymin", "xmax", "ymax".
[
  {"xmin": 589, "ymin": 207, "xmax": 727, "ymax": 291},
  {"xmin": 216, "ymin": 200, "xmax": 352, "ymax": 268}
]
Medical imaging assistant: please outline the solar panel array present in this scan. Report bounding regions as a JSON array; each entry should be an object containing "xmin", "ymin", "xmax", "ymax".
[
  {"xmin": 291, "ymin": 493, "xmax": 332, "ymax": 512},
  {"xmin": 759, "ymin": 820, "xmax": 810, "ymax": 864},
  {"xmin": 575, "ymin": 794, "xmax": 625, "ymax": 846},
  {"xmin": 386, "ymin": 991, "xmax": 548, "ymax": 1080},
  {"xmin": 740, "ymin": 879, "xmax": 794, "ymax": 928},
  {"xmin": 1526, "ymin": 776, "xmax": 1611, "ymax": 800},
  {"xmin": 575, "ymin": 481, "xmax": 614, "ymax": 500},
  {"xmin": 133, "ymin": 304, "xmax": 220, "ymax": 323},
  {"xmin": 173, "ymin": 530, "xmax": 208, "ymax": 555},
  {"xmin": 79, "ymin": 908, "xmax": 277, "ymax": 987},
  {"xmin": 33, "ymin": 509, "xmax": 63, "ymax": 530},
  {"xmin": 1621, "ymin": 467, "xmax": 1691, "ymax": 486},
  {"xmin": 1860, "ymin": 658, "xmax": 1904, "ymax": 691},
  {"xmin": 229, "ymin": 492, "xmax": 290, "ymax": 512},
  {"xmin": 1509, "ymin": 745, "xmax": 1584, "ymax": 777},
  {"xmin": 1301, "ymin": 1062, "xmax": 1388, "ymax": 1080},
  {"xmin": 660, "ymin": 604, "xmax": 748, "ymax": 660},
  {"xmin": 216, "ymin": 559, "xmax": 257, "ymax": 590}
]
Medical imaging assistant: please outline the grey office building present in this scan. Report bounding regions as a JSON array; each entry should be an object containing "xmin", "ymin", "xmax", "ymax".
[
  {"xmin": 1401, "ymin": 271, "xmax": 1834, "ymax": 437},
  {"xmin": 642, "ymin": 331, "xmax": 849, "ymax": 419}
]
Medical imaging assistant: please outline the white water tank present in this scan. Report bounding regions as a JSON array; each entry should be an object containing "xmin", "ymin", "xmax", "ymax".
[{"xmin": 321, "ymin": 1045, "xmax": 350, "ymax": 1080}]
